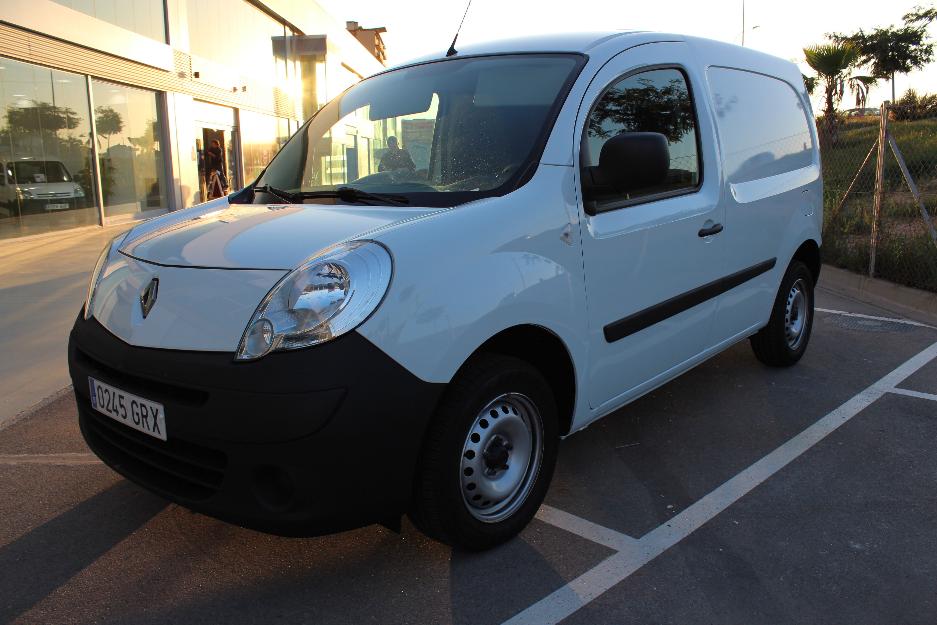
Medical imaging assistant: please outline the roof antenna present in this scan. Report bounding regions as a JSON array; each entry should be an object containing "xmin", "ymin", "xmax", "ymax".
[{"xmin": 446, "ymin": 0, "xmax": 473, "ymax": 57}]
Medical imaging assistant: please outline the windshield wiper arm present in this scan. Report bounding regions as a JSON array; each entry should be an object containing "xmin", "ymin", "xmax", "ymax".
[
  {"xmin": 296, "ymin": 187, "xmax": 410, "ymax": 206},
  {"xmin": 254, "ymin": 185, "xmax": 410, "ymax": 206},
  {"xmin": 253, "ymin": 184, "xmax": 297, "ymax": 203}
]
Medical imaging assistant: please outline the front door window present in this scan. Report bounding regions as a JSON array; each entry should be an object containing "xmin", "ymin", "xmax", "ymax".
[{"xmin": 582, "ymin": 68, "xmax": 701, "ymax": 210}]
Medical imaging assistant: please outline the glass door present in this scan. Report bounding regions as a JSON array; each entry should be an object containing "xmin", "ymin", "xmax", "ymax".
[{"xmin": 192, "ymin": 101, "xmax": 240, "ymax": 203}]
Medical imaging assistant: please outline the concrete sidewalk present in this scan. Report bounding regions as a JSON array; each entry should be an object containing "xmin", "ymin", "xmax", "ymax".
[{"xmin": 0, "ymin": 225, "xmax": 129, "ymax": 425}]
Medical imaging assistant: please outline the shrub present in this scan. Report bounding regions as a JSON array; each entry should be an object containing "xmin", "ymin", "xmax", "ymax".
[{"xmin": 892, "ymin": 89, "xmax": 937, "ymax": 121}]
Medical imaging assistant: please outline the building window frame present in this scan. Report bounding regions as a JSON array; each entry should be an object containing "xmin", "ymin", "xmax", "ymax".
[{"xmin": 85, "ymin": 76, "xmax": 106, "ymax": 227}]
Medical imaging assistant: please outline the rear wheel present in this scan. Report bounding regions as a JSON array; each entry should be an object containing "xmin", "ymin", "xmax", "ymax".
[
  {"xmin": 750, "ymin": 260, "xmax": 815, "ymax": 366},
  {"xmin": 410, "ymin": 354, "xmax": 558, "ymax": 550}
]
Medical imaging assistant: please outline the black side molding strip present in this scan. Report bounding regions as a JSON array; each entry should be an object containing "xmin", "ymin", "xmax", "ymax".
[{"xmin": 604, "ymin": 258, "xmax": 777, "ymax": 343}]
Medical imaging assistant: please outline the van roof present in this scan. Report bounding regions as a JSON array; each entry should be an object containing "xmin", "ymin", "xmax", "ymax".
[
  {"xmin": 389, "ymin": 31, "xmax": 803, "ymax": 92},
  {"xmin": 395, "ymin": 31, "xmax": 647, "ymax": 65}
]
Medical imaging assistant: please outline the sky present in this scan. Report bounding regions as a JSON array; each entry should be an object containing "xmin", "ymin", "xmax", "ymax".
[{"xmin": 319, "ymin": 0, "xmax": 937, "ymax": 110}]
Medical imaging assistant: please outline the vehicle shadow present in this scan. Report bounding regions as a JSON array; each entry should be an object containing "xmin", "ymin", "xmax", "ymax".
[
  {"xmin": 12, "ymin": 504, "xmax": 608, "ymax": 625},
  {"xmin": 0, "ymin": 480, "xmax": 167, "ymax": 624},
  {"xmin": 447, "ymin": 534, "xmax": 582, "ymax": 625}
]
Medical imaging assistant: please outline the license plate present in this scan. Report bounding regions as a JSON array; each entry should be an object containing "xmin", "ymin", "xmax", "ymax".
[
  {"xmin": 88, "ymin": 377, "xmax": 167, "ymax": 441},
  {"xmin": 46, "ymin": 203, "xmax": 69, "ymax": 210}
]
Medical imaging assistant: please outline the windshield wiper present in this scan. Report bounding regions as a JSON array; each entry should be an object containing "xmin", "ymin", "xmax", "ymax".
[
  {"xmin": 297, "ymin": 187, "xmax": 410, "ymax": 206},
  {"xmin": 253, "ymin": 185, "xmax": 410, "ymax": 206},
  {"xmin": 253, "ymin": 184, "xmax": 297, "ymax": 203}
]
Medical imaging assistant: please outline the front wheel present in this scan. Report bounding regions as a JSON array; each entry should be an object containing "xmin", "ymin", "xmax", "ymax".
[
  {"xmin": 750, "ymin": 260, "xmax": 815, "ymax": 367},
  {"xmin": 409, "ymin": 354, "xmax": 558, "ymax": 550}
]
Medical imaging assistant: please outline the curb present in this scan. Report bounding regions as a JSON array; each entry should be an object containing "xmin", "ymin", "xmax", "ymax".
[
  {"xmin": 818, "ymin": 264, "xmax": 937, "ymax": 327},
  {"xmin": 0, "ymin": 385, "xmax": 73, "ymax": 433}
]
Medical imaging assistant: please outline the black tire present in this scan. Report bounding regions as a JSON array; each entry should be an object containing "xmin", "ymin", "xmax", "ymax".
[
  {"xmin": 409, "ymin": 353, "xmax": 559, "ymax": 551},
  {"xmin": 750, "ymin": 260, "xmax": 815, "ymax": 367}
]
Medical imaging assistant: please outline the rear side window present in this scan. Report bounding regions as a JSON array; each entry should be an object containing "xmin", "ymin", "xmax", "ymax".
[
  {"xmin": 707, "ymin": 67, "xmax": 814, "ymax": 184},
  {"xmin": 582, "ymin": 67, "xmax": 701, "ymax": 208}
]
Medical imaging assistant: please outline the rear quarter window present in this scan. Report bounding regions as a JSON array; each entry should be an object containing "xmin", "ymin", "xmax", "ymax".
[{"xmin": 706, "ymin": 67, "xmax": 814, "ymax": 184}]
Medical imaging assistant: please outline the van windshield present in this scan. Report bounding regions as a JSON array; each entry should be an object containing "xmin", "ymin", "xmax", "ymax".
[
  {"xmin": 11, "ymin": 161, "xmax": 71, "ymax": 184},
  {"xmin": 255, "ymin": 53, "xmax": 584, "ymax": 207}
]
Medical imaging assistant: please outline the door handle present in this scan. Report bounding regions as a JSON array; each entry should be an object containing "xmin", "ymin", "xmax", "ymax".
[{"xmin": 698, "ymin": 223, "xmax": 724, "ymax": 237}]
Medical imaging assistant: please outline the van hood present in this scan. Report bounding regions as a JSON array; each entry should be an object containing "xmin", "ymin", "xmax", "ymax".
[{"xmin": 120, "ymin": 198, "xmax": 442, "ymax": 270}]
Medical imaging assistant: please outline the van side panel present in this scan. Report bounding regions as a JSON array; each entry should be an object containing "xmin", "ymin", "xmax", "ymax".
[{"xmin": 704, "ymin": 65, "xmax": 822, "ymax": 343}]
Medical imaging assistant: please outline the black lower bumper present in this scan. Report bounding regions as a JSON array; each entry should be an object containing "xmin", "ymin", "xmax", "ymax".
[{"xmin": 68, "ymin": 313, "xmax": 444, "ymax": 536}]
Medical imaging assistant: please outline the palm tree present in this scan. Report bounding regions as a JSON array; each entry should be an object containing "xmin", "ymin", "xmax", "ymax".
[
  {"xmin": 802, "ymin": 74, "xmax": 818, "ymax": 96},
  {"xmin": 848, "ymin": 75, "xmax": 877, "ymax": 109},
  {"xmin": 804, "ymin": 42, "xmax": 860, "ymax": 143}
]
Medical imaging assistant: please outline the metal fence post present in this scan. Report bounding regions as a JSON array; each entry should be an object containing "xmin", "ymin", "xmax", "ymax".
[
  {"xmin": 869, "ymin": 101, "xmax": 889, "ymax": 277},
  {"xmin": 886, "ymin": 133, "xmax": 937, "ymax": 250}
]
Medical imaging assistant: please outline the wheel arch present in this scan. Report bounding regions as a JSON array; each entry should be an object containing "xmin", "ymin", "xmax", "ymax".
[
  {"xmin": 791, "ymin": 238, "xmax": 821, "ymax": 285},
  {"xmin": 457, "ymin": 324, "xmax": 578, "ymax": 437}
]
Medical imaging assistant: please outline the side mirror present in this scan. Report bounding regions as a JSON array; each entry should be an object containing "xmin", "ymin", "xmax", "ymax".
[{"xmin": 582, "ymin": 132, "xmax": 670, "ymax": 204}]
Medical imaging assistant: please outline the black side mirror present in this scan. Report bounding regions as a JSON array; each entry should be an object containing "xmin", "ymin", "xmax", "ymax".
[{"xmin": 582, "ymin": 132, "xmax": 670, "ymax": 204}]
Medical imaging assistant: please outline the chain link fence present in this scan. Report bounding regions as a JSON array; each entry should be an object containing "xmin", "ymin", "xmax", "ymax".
[{"xmin": 821, "ymin": 102, "xmax": 937, "ymax": 293}]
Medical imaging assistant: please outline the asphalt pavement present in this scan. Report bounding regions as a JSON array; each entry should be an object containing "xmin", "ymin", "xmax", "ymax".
[{"xmin": 1, "ymin": 288, "xmax": 936, "ymax": 625}]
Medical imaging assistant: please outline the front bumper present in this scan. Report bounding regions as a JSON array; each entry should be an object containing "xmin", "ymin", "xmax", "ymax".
[
  {"xmin": 68, "ymin": 313, "xmax": 444, "ymax": 536},
  {"xmin": 15, "ymin": 197, "xmax": 83, "ymax": 214}
]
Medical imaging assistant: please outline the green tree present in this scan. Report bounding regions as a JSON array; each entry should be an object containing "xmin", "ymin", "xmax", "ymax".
[
  {"xmin": 803, "ymin": 74, "xmax": 818, "ymax": 96},
  {"xmin": 5, "ymin": 102, "xmax": 80, "ymax": 134},
  {"xmin": 804, "ymin": 42, "xmax": 861, "ymax": 142},
  {"xmin": 0, "ymin": 102, "xmax": 85, "ymax": 172},
  {"xmin": 830, "ymin": 6, "xmax": 935, "ymax": 102},
  {"xmin": 851, "ymin": 75, "xmax": 877, "ymax": 108},
  {"xmin": 587, "ymin": 76, "xmax": 696, "ymax": 143},
  {"xmin": 94, "ymin": 106, "xmax": 123, "ymax": 152}
]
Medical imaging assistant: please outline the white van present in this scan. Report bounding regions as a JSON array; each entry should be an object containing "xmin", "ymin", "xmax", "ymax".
[
  {"xmin": 0, "ymin": 159, "xmax": 87, "ymax": 215},
  {"xmin": 70, "ymin": 32, "xmax": 821, "ymax": 550}
]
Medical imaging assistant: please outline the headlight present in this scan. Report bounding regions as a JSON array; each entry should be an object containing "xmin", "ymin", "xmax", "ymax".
[
  {"xmin": 236, "ymin": 240, "xmax": 392, "ymax": 360},
  {"xmin": 74, "ymin": 185, "xmax": 85, "ymax": 198},
  {"xmin": 84, "ymin": 234, "xmax": 126, "ymax": 320},
  {"xmin": 15, "ymin": 188, "xmax": 32, "ymax": 199}
]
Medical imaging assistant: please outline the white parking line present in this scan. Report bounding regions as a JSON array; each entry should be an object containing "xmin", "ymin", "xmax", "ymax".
[
  {"xmin": 816, "ymin": 307, "xmax": 936, "ymax": 329},
  {"xmin": 536, "ymin": 505, "xmax": 637, "ymax": 551},
  {"xmin": 888, "ymin": 387, "xmax": 937, "ymax": 402},
  {"xmin": 511, "ymin": 340, "xmax": 937, "ymax": 625},
  {"xmin": 0, "ymin": 453, "xmax": 101, "ymax": 466}
]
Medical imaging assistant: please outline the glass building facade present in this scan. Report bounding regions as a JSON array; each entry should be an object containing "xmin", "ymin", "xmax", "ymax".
[
  {"xmin": 0, "ymin": 0, "xmax": 385, "ymax": 239},
  {"xmin": 91, "ymin": 79, "xmax": 168, "ymax": 220},
  {"xmin": 51, "ymin": 0, "xmax": 167, "ymax": 42},
  {"xmin": 0, "ymin": 60, "xmax": 98, "ymax": 237}
]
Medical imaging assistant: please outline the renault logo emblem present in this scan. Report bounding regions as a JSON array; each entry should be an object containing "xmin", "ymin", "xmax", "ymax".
[{"xmin": 140, "ymin": 277, "xmax": 159, "ymax": 318}]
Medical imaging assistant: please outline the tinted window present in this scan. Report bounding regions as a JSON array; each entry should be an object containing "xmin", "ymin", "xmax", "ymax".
[
  {"xmin": 583, "ymin": 68, "xmax": 700, "ymax": 207},
  {"xmin": 11, "ymin": 161, "xmax": 71, "ymax": 183},
  {"xmin": 707, "ymin": 67, "xmax": 814, "ymax": 184}
]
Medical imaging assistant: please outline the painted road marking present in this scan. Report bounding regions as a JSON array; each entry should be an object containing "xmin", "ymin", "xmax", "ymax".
[
  {"xmin": 536, "ymin": 505, "xmax": 637, "ymax": 551},
  {"xmin": 816, "ymin": 307, "xmax": 935, "ymax": 329},
  {"xmin": 888, "ymin": 387, "xmax": 937, "ymax": 402},
  {"xmin": 0, "ymin": 453, "xmax": 101, "ymax": 466},
  {"xmin": 512, "ymin": 340, "xmax": 937, "ymax": 625}
]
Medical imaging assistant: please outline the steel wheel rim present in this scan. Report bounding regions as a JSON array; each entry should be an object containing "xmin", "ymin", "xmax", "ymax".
[
  {"xmin": 459, "ymin": 393, "xmax": 543, "ymax": 523},
  {"xmin": 784, "ymin": 278, "xmax": 809, "ymax": 350}
]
